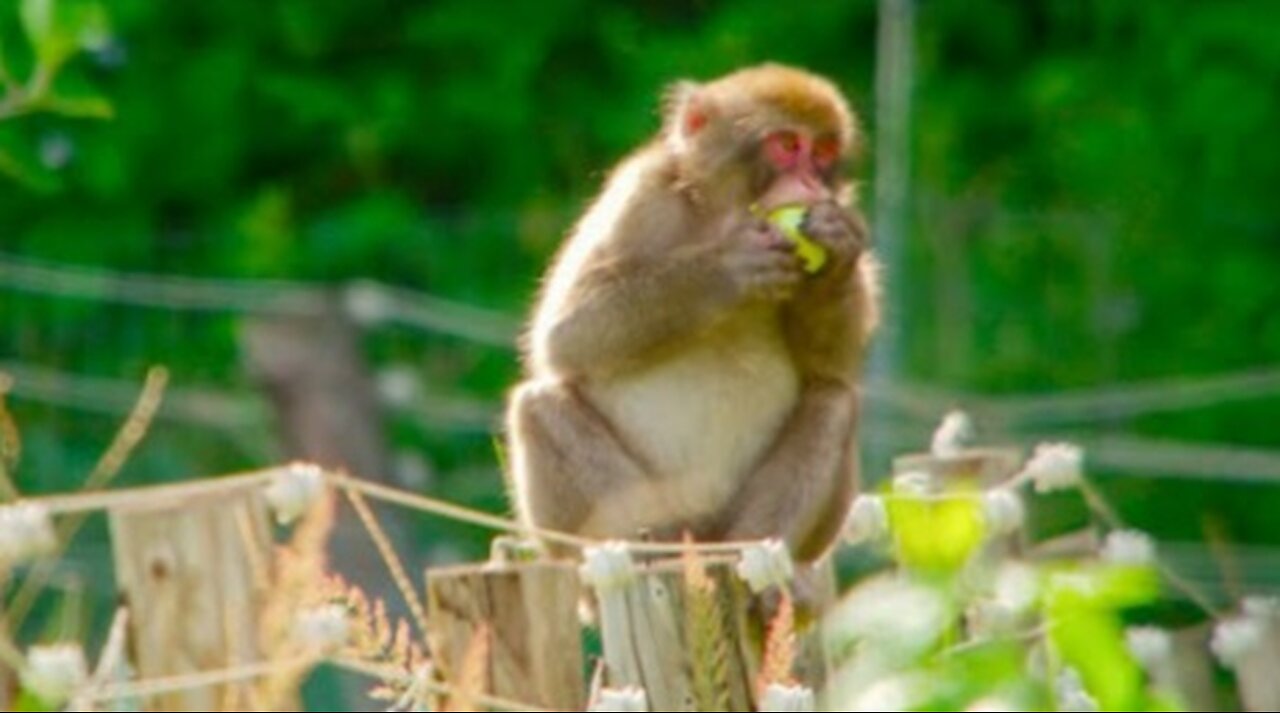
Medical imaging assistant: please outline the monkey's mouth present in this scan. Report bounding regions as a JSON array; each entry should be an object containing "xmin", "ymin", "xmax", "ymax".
[{"xmin": 756, "ymin": 170, "xmax": 830, "ymax": 211}]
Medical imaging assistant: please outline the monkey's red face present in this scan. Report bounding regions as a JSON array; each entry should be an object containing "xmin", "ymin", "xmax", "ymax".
[{"xmin": 756, "ymin": 129, "xmax": 841, "ymax": 210}]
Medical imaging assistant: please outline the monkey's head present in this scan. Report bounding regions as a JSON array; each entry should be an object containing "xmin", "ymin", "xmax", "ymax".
[{"xmin": 663, "ymin": 63, "xmax": 859, "ymax": 211}]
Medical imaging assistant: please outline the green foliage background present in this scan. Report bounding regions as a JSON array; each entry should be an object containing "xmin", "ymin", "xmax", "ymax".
[{"xmin": 2, "ymin": 0, "xmax": 1279, "ymax": 660}]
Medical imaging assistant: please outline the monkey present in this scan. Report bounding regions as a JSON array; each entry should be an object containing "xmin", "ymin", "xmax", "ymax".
[{"xmin": 505, "ymin": 63, "xmax": 879, "ymax": 570}]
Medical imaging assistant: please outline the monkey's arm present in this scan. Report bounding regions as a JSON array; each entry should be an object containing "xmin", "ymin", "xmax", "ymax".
[
  {"xmin": 539, "ymin": 223, "xmax": 800, "ymax": 379},
  {"xmin": 782, "ymin": 202, "xmax": 877, "ymax": 384},
  {"xmin": 713, "ymin": 380, "xmax": 859, "ymax": 561}
]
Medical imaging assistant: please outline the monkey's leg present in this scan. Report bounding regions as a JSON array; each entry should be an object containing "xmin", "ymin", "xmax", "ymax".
[
  {"xmin": 714, "ymin": 380, "xmax": 860, "ymax": 562},
  {"xmin": 507, "ymin": 379, "xmax": 663, "ymax": 552}
]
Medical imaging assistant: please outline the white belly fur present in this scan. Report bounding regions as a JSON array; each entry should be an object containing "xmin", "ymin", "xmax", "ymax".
[{"xmin": 586, "ymin": 310, "xmax": 799, "ymax": 522}]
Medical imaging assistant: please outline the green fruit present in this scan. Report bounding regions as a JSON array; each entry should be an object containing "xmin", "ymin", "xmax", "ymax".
[{"xmin": 763, "ymin": 204, "xmax": 828, "ymax": 274}]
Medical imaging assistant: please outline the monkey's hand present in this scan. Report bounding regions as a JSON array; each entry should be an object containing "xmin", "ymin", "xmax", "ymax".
[
  {"xmin": 800, "ymin": 200, "xmax": 868, "ymax": 286},
  {"xmin": 717, "ymin": 216, "xmax": 805, "ymax": 303},
  {"xmin": 780, "ymin": 202, "xmax": 872, "ymax": 382}
]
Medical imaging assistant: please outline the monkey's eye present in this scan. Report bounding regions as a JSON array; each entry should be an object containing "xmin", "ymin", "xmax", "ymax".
[
  {"xmin": 813, "ymin": 136, "xmax": 841, "ymax": 169},
  {"xmin": 763, "ymin": 130, "xmax": 802, "ymax": 169}
]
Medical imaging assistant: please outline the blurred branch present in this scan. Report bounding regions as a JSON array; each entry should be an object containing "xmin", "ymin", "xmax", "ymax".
[{"xmin": 6, "ymin": 366, "xmax": 168, "ymax": 629}]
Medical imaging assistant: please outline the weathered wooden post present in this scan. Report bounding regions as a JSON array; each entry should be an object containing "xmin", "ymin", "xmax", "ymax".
[
  {"xmin": 1225, "ymin": 599, "xmax": 1280, "ymax": 712},
  {"xmin": 109, "ymin": 482, "xmax": 274, "ymax": 711},
  {"xmin": 581, "ymin": 544, "xmax": 766, "ymax": 712},
  {"xmin": 1162, "ymin": 623, "xmax": 1220, "ymax": 712},
  {"xmin": 0, "ymin": 604, "xmax": 13, "ymax": 710},
  {"xmin": 893, "ymin": 446, "xmax": 1022, "ymax": 488},
  {"xmin": 426, "ymin": 542, "xmax": 585, "ymax": 710}
]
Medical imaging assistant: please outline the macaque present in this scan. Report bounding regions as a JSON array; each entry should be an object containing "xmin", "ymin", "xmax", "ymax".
[{"xmin": 505, "ymin": 63, "xmax": 879, "ymax": 567}]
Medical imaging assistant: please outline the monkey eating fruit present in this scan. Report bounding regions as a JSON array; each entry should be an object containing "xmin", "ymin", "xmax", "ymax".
[
  {"xmin": 505, "ymin": 63, "xmax": 880, "ymax": 576},
  {"xmin": 753, "ymin": 203, "xmax": 828, "ymax": 274}
]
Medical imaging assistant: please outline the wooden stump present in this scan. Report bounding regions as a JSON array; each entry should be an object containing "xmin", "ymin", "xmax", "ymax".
[
  {"xmin": 588, "ymin": 556, "xmax": 760, "ymax": 712},
  {"xmin": 109, "ymin": 486, "xmax": 273, "ymax": 711},
  {"xmin": 426, "ymin": 560, "xmax": 584, "ymax": 710}
]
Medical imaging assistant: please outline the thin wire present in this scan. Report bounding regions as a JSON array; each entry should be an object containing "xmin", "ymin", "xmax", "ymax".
[
  {"xmin": 331, "ymin": 656, "xmax": 552, "ymax": 713},
  {"xmin": 1080, "ymin": 479, "xmax": 1226, "ymax": 618},
  {"xmin": 327, "ymin": 471, "xmax": 755, "ymax": 556},
  {"xmin": 7, "ymin": 252, "xmax": 1280, "ymax": 420},
  {"xmin": 25, "ymin": 467, "xmax": 280, "ymax": 515},
  {"xmin": 84, "ymin": 656, "xmax": 316, "ymax": 703},
  {"xmin": 0, "ymin": 251, "xmax": 518, "ymax": 344}
]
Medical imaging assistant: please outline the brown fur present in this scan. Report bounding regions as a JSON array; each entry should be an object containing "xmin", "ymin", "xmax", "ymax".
[{"xmin": 506, "ymin": 63, "xmax": 879, "ymax": 565}]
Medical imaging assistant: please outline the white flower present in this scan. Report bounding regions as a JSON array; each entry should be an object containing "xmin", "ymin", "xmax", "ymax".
[
  {"xmin": 893, "ymin": 470, "xmax": 936, "ymax": 497},
  {"xmin": 1211, "ymin": 616, "xmax": 1265, "ymax": 668},
  {"xmin": 994, "ymin": 563, "xmax": 1040, "ymax": 614},
  {"xmin": 344, "ymin": 280, "xmax": 392, "ymax": 325},
  {"xmin": 931, "ymin": 410, "xmax": 975, "ymax": 457},
  {"xmin": 0, "ymin": 502, "xmax": 58, "ymax": 565},
  {"xmin": 292, "ymin": 604, "xmax": 350, "ymax": 652},
  {"xmin": 39, "ymin": 132, "xmax": 75, "ymax": 170},
  {"xmin": 1020, "ymin": 442, "xmax": 1084, "ymax": 493},
  {"xmin": 828, "ymin": 578, "xmax": 950, "ymax": 662},
  {"xmin": 844, "ymin": 495, "xmax": 889, "ymax": 544},
  {"xmin": 1101, "ymin": 530, "xmax": 1156, "ymax": 567},
  {"xmin": 1125, "ymin": 626, "xmax": 1173, "ymax": 670},
  {"xmin": 736, "ymin": 539, "xmax": 794, "ymax": 593},
  {"xmin": 759, "ymin": 684, "xmax": 815, "ymax": 712},
  {"xmin": 1055, "ymin": 668, "xmax": 1099, "ymax": 712},
  {"xmin": 590, "ymin": 686, "xmax": 648, "ymax": 712},
  {"xmin": 981, "ymin": 489, "xmax": 1026, "ymax": 536},
  {"xmin": 1243, "ymin": 596, "xmax": 1280, "ymax": 621},
  {"xmin": 580, "ymin": 542, "xmax": 637, "ymax": 592},
  {"xmin": 848, "ymin": 675, "xmax": 923, "ymax": 712},
  {"xmin": 969, "ymin": 564, "xmax": 1040, "ymax": 637},
  {"xmin": 376, "ymin": 365, "xmax": 422, "ymax": 406},
  {"xmin": 22, "ymin": 643, "xmax": 88, "ymax": 705},
  {"xmin": 263, "ymin": 462, "xmax": 326, "ymax": 525}
]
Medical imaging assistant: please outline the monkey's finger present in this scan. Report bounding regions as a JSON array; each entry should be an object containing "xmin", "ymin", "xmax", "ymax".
[
  {"xmin": 758, "ymin": 266, "xmax": 804, "ymax": 292},
  {"xmin": 749, "ymin": 248, "xmax": 804, "ymax": 275}
]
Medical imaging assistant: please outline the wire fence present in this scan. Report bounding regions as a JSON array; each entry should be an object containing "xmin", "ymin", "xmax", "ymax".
[{"xmin": 5, "ymin": 250, "xmax": 1280, "ymax": 486}]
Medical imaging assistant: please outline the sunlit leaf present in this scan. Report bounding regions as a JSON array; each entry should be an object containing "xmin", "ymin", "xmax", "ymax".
[
  {"xmin": 39, "ymin": 92, "xmax": 113, "ymax": 119},
  {"xmin": 888, "ymin": 492, "xmax": 986, "ymax": 574},
  {"xmin": 1043, "ymin": 564, "xmax": 1160, "ymax": 711},
  {"xmin": 12, "ymin": 688, "xmax": 56, "ymax": 712},
  {"xmin": 20, "ymin": 0, "xmax": 110, "ymax": 74}
]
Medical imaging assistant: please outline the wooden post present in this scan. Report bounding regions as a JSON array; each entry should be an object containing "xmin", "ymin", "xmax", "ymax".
[
  {"xmin": 1237, "ymin": 611, "xmax": 1280, "ymax": 712},
  {"xmin": 0, "ymin": 607, "xmax": 12, "ymax": 710},
  {"xmin": 109, "ymin": 485, "xmax": 274, "ymax": 711},
  {"xmin": 586, "ymin": 553, "xmax": 760, "ymax": 712},
  {"xmin": 426, "ymin": 558, "xmax": 584, "ymax": 710},
  {"xmin": 1160, "ymin": 624, "xmax": 1220, "ymax": 713},
  {"xmin": 893, "ymin": 447, "xmax": 1022, "ymax": 488}
]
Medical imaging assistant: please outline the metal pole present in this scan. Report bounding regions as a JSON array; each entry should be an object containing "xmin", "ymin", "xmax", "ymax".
[{"xmin": 868, "ymin": 0, "xmax": 917, "ymax": 480}]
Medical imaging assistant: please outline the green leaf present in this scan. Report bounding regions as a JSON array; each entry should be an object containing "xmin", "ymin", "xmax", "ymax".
[
  {"xmin": 888, "ymin": 492, "xmax": 986, "ymax": 574},
  {"xmin": 12, "ymin": 688, "xmax": 57, "ymax": 712},
  {"xmin": 20, "ymin": 0, "xmax": 111, "ymax": 74},
  {"xmin": 39, "ymin": 92, "xmax": 113, "ymax": 119},
  {"xmin": 0, "ymin": 147, "xmax": 62, "ymax": 192},
  {"xmin": 1043, "ymin": 565, "xmax": 1161, "ymax": 711}
]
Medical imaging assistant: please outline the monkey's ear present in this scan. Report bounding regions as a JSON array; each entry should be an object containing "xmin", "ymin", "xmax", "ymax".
[{"xmin": 663, "ymin": 81, "xmax": 715, "ymax": 152}]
